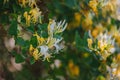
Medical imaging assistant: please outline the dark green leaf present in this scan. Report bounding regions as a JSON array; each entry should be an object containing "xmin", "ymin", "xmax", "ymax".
[
  {"xmin": 15, "ymin": 54, "xmax": 25, "ymax": 63},
  {"xmin": 30, "ymin": 36, "xmax": 38, "ymax": 48},
  {"xmin": 15, "ymin": 37, "xmax": 25, "ymax": 46},
  {"xmin": 8, "ymin": 20, "xmax": 17, "ymax": 36}
]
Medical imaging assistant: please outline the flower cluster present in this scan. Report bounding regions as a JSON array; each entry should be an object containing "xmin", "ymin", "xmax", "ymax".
[
  {"xmin": 87, "ymin": 32, "xmax": 115, "ymax": 60},
  {"xmin": 29, "ymin": 20, "xmax": 67, "ymax": 61},
  {"xmin": 18, "ymin": 0, "xmax": 42, "ymax": 26}
]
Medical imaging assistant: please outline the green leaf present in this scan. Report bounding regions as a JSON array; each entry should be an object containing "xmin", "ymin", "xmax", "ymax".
[
  {"xmin": 75, "ymin": 31, "xmax": 81, "ymax": 48},
  {"xmin": 15, "ymin": 37, "xmax": 25, "ymax": 46},
  {"xmin": 15, "ymin": 54, "xmax": 25, "ymax": 63},
  {"xmin": 30, "ymin": 57, "xmax": 35, "ymax": 64},
  {"xmin": 21, "ymin": 47, "xmax": 28, "ymax": 57},
  {"xmin": 41, "ymin": 31, "xmax": 48, "ymax": 38},
  {"xmin": 30, "ymin": 36, "xmax": 38, "ymax": 48},
  {"xmin": 83, "ymin": 32, "xmax": 89, "ymax": 46},
  {"xmin": 8, "ymin": 20, "xmax": 17, "ymax": 36},
  {"xmin": 27, "ymin": 25, "xmax": 35, "ymax": 33},
  {"xmin": 75, "ymin": 31, "xmax": 90, "ymax": 52},
  {"xmin": 0, "ymin": 14, "xmax": 9, "ymax": 24},
  {"xmin": 64, "ymin": 0, "xmax": 78, "ymax": 9}
]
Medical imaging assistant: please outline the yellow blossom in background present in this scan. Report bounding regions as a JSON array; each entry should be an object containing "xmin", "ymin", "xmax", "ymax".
[
  {"xmin": 91, "ymin": 24, "xmax": 104, "ymax": 38},
  {"xmin": 80, "ymin": 6, "xmax": 90, "ymax": 17},
  {"xmin": 82, "ymin": 14, "xmax": 93, "ymax": 30},
  {"xmin": 105, "ymin": 0, "xmax": 116, "ymax": 12},
  {"xmin": 89, "ymin": 0, "xmax": 98, "ymax": 15},
  {"xmin": 67, "ymin": 12, "xmax": 81, "ymax": 30},
  {"xmin": 68, "ymin": 60, "xmax": 80, "ymax": 77},
  {"xmin": 101, "ymin": 0, "xmax": 117, "ymax": 18}
]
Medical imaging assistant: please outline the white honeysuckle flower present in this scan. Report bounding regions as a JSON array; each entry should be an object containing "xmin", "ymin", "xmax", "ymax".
[
  {"xmin": 88, "ymin": 31, "xmax": 115, "ymax": 60},
  {"xmin": 39, "ymin": 45, "xmax": 49, "ymax": 54},
  {"xmin": 55, "ymin": 20, "xmax": 67, "ymax": 33},
  {"xmin": 39, "ymin": 45, "xmax": 51, "ymax": 61},
  {"xmin": 46, "ymin": 37, "xmax": 56, "ymax": 48},
  {"xmin": 48, "ymin": 20, "xmax": 67, "ymax": 36},
  {"xmin": 97, "ymin": 33, "xmax": 114, "ymax": 46},
  {"xmin": 53, "ymin": 38, "xmax": 63, "ymax": 53},
  {"xmin": 48, "ymin": 20, "xmax": 56, "ymax": 36}
]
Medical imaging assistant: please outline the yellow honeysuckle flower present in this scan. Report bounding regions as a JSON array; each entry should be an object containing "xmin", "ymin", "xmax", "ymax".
[
  {"xmin": 29, "ymin": 7, "xmax": 41, "ymax": 23},
  {"xmin": 68, "ymin": 60, "xmax": 80, "ymax": 76},
  {"xmin": 23, "ymin": 11, "xmax": 31, "ymax": 26},
  {"xmin": 74, "ymin": 12, "xmax": 81, "ymax": 23},
  {"xmin": 32, "ymin": 48, "xmax": 39, "ymax": 60},
  {"xmin": 33, "ymin": 32, "xmax": 45, "ymax": 45},
  {"xmin": 91, "ymin": 24, "xmax": 104, "ymax": 38},
  {"xmin": 29, "ymin": 44, "xmax": 34, "ymax": 55},
  {"xmin": 29, "ymin": 44, "xmax": 39, "ymax": 60}
]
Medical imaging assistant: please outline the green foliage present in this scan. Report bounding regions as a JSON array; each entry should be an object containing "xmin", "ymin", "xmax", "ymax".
[
  {"xmin": 75, "ymin": 31, "xmax": 89, "ymax": 52},
  {"xmin": 11, "ymin": 51, "xmax": 25, "ymax": 63},
  {"xmin": 8, "ymin": 20, "xmax": 18, "ymax": 36}
]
